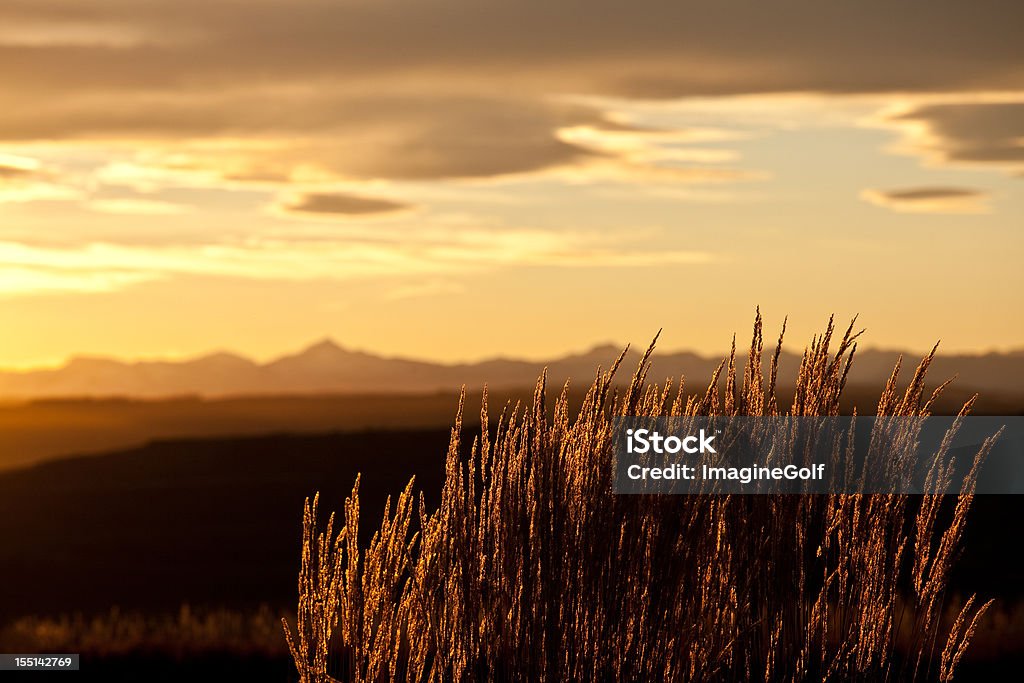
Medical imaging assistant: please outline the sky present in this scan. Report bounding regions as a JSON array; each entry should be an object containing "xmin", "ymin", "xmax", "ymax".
[{"xmin": 0, "ymin": 0, "xmax": 1022, "ymax": 368}]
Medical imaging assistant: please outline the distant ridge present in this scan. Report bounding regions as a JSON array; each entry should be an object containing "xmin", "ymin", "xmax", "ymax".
[{"xmin": 0, "ymin": 339, "xmax": 1021, "ymax": 399}]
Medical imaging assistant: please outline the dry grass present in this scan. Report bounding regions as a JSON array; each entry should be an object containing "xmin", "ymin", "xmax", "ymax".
[{"xmin": 285, "ymin": 314, "xmax": 996, "ymax": 682}]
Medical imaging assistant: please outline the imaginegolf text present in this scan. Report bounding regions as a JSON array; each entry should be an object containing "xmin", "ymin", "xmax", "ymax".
[{"xmin": 626, "ymin": 463, "xmax": 827, "ymax": 485}]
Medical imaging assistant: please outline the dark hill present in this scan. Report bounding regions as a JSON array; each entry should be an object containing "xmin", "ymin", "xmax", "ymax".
[{"xmin": 0, "ymin": 429, "xmax": 458, "ymax": 622}]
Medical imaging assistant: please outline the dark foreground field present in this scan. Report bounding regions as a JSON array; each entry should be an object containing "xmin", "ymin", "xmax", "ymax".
[
  {"xmin": 0, "ymin": 427, "xmax": 1022, "ymax": 679},
  {"xmin": 0, "ymin": 429, "xmax": 461, "ymax": 618},
  {"xmin": 0, "ymin": 429, "xmax": 464, "ymax": 680}
]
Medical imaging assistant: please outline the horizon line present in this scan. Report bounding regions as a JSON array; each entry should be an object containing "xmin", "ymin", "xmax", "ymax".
[{"xmin": 2, "ymin": 337, "xmax": 1022, "ymax": 375}]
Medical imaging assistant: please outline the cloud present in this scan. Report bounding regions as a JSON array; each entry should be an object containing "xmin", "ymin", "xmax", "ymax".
[
  {"xmin": 885, "ymin": 101, "xmax": 1024, "ymax": 174},
  {"xmin": 861, "ymin": 187, "xmax": 990, "ymax": 214},
  {"xmin": 0, "ymin": 229, "xmax": 715, "ymax": 297},
  {"xmin": 0, "ymin": 163, "xmax": 36, "ymax": 180},
  {"xmin": 0, "ymin": 265, "xmax": 155, "ymax": 296},
  {"xmin": 0, "ymin": 2, "xmax": 1019, "ymax": 97},
  {"xmin": 280, "ymin": 192, "xmax": 412, "ymax": 217},
  {"xmin": 0, "ymin": 155, "xmax": 83, "ymax": 202},
  {"xmin": 5, "ymin": 95, "xmax": 619, "ymax": 183},
  {"xmin": 0, "ymin": 1, "xmax": 1019, "ymax": 189},
  {"xmin": 0, "ymin": 154, "xmax": 43, "ymax": 179}
]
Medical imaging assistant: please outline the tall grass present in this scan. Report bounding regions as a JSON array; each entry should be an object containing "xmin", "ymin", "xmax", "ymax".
[{"xmin": 285, "ymin": 315, "xmax": 994, "ymax": 681}]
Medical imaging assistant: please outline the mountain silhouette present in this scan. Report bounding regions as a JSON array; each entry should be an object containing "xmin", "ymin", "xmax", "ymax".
[{"xmin": 0, "ymin": 340, "xmax": 1021, "ymax": 399}]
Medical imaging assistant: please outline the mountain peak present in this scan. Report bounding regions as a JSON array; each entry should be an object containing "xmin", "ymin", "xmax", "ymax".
[
  {"xmin": 304, "ymin": 337, "xmax": 345, "ymax": 354},
  {"xmin": 272, "ymin": 337, "xmax": 364, "ymax": 368}
]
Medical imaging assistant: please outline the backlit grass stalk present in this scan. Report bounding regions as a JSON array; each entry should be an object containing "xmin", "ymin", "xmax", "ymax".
[{"xmin": 284, "ymin": 314, "xmax": 993, "ymax": 682}]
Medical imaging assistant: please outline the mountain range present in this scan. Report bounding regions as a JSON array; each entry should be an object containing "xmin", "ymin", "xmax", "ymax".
[{"xmin": 0, "ymin": 339, "xmax": 1022, "ymax": 400}]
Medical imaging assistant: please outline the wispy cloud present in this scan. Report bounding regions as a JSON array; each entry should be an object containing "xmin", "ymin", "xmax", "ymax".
[
  {"xmin": 880, "ymin": 99, "xmax": 1024, "ymax": 176},
  {"xmin": 861, "ymin": 187, "xmax": 990, "ymax": 214},
  {"xmin": 0, "ymin": 265, "xmax": 156, "ymax": 296},
  {"xmin": 278, "ymin": 191, "xmax": 413, "ymax": 217},
  {"xmin": 0, "ymin": 231, "xmax": 716, "ymax": 297},
  {"xmin": 0, "ymin": 153, "xmax": 42, "ymax": 177}
]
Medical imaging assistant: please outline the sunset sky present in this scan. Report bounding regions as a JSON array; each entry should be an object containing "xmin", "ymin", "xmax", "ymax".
[{"xmin": 1, "ymin": 1, "xmax": 1022, "ymax": 368}]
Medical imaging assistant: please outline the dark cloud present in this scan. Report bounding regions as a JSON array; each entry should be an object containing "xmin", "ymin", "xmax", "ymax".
[
  {"xmin": 891, "ymin": 102, "xmax": 1024, "ymax": 168},
  {"xmin": 270, "ymin": 98, "xmax": 611, "ymax": 181},
  {"xmin": 0, "ymin": 94, "xmax": 617, "ymax": 182},
  {"xmin": 0, "ymin": 1, "xmax": 1020, "ymax": 184},
  {"xmin": 0, "ymin": 1, "xmax": 1020, "ymax": 96},
  {"xmin": 879, "ymin": 187, "xmax": 985, "ymax": 202},
  {"xmin": 282, "ymin": 192, "xmax": 412, "ymax": 216},
  {"xmin": 861, "ymin": 186, "xmax": 989, "ymax": 213}
]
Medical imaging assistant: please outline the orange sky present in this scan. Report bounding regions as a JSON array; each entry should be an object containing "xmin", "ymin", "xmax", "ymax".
[{"xmin": 1, "ymin": 2, "xmax": 1022, "ymax": 367}]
